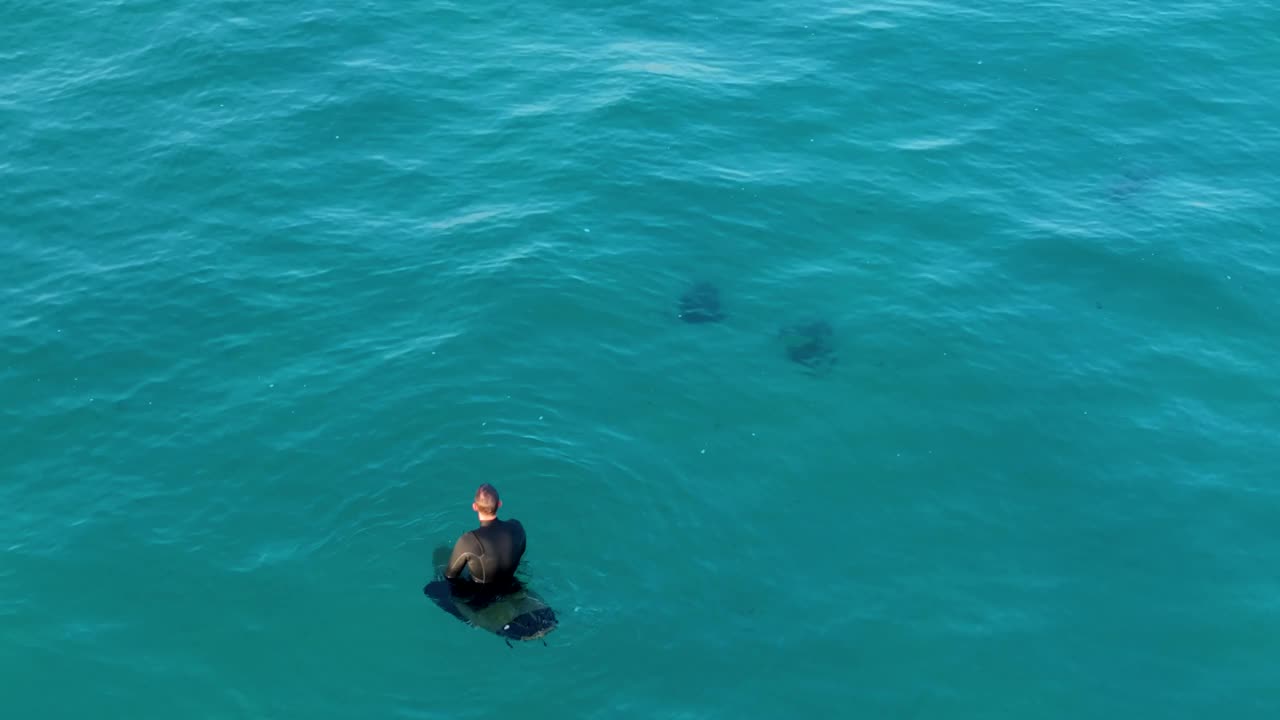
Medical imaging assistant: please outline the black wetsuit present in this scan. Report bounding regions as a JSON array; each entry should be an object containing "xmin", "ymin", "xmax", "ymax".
[{"xmin": 444, "ymin": 518, "xmax": 526, "ymax": 596}]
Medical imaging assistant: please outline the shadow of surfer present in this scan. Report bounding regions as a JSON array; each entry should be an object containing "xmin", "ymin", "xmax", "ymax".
[{"xmin": 422, "ymin": 484, "xmax": 557, "ymax": 647}]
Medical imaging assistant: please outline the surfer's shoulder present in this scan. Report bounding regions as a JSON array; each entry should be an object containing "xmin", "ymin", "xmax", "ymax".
[{"xmin": 457, "ymin": 529, "xmax": 481, "ymax": 549}]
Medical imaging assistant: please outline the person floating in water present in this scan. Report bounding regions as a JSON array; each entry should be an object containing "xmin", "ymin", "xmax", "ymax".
[
  {"xmin": 443, "ymin": 483, "xmax": 526, "ymax": 600},
  {"xmin": 424, "ymin": 484, "xmax": 556, "ymax": 644}
]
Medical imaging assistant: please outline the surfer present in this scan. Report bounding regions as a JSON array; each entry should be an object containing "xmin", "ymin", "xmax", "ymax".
[
  {"xmin": 423, "ymin": 483, "xmax": 556, "ymax": 645},
  {"xmin": 443, "ymin": 483, "xmax": 526, "ymax": 599}
]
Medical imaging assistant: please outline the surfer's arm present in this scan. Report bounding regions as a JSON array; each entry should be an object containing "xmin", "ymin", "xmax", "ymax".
[{"xmin": 444, "ymin": 532, "xmax": 478, "ymax": 580}]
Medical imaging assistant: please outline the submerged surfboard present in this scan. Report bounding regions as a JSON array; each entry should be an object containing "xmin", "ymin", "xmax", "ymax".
[{"xmin": 423, "ymin": 545, "xmax": 558, "ymax": 643}]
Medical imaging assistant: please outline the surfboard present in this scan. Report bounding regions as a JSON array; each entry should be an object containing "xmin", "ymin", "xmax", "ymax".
[{"xmin": 423, "ymin": 545, "xmax": 558, "ymax": 644}]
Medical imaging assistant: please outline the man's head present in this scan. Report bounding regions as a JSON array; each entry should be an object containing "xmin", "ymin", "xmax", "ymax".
[{"xmin": 472, "ymin": 483, "xmax": 501, "ymax": 520}]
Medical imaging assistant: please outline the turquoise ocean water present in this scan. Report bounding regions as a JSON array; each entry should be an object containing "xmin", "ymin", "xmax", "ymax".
[{"xmin": 4, "ymin": 1, "xmax": 1278, "ymax": 717}]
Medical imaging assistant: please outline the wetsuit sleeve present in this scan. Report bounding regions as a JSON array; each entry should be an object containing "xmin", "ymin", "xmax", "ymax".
[{"xmin": 444, "ymin": 532, "xmax": 478, "ymax": 580}]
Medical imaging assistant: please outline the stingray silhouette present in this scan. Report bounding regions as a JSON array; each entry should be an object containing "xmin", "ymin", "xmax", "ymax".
[
  {"xmin": 676, "ymin": 281, "xmax": 726, "ymax": 323},
  {"xmin": 778, "ymin": 320, "xmax": 837, "ymax": 374}
]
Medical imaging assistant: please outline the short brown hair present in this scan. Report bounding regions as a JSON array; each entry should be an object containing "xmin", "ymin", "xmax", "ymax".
[{"xmin": 474, "ymin": 483, "xmax": 500, "ymax": 514}]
